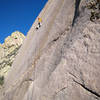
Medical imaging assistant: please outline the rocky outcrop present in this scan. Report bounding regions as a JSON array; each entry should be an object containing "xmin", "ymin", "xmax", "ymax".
[
  {"xmin": 0, "ymin": 31, "xmax": 25, "ymax": 77},
  {"xmin": 0, "ymin": 0, "xmax": 100, "ymax": 100}
]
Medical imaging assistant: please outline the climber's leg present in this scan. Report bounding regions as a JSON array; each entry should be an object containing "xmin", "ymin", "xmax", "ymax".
[
  {"xmin": 36, "ymin": 25, "xmax": 39, "ymax": 30},
  {"xmin": 36, "ymin": 22, "xmax": 42, "ymax": 30},
  {"xmin": 36, "ymin": 27, "xmax": 38, "ymax": 30},
  {"xmin": 38, "ymin": 22, "xmax": 41, "ymax": 27}
]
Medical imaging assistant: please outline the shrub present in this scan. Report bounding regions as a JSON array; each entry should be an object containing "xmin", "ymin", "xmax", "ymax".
[
  {"xmin": 87, "ymin": 0, "xmax": 100, "ymax": 21},
  {"xmin": 0, "ymin": 76, "xmax": 4, "ymax": 86}
]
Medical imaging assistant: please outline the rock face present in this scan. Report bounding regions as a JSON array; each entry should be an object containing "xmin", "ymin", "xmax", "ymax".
[
  {"xmin": 0, "ymin": 31, "xmax": 25, "ymax": 76},
  {"xmin": 0, "ymin": 0, "xmax": 100, "ymax": 100}
]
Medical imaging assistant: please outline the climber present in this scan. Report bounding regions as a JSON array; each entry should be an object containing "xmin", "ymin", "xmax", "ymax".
[{"xmin": 36, "ymin": 17, "xmax": 42, "ymax": 30}]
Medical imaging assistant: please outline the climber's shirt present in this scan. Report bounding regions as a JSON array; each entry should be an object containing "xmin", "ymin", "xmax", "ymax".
[{"xmin": 38, "ymin": 18, "xmax": 42, "ymax": 23}]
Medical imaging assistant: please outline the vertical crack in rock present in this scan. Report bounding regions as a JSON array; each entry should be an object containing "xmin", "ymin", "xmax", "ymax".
[{"xmin": 72, "ymin": 0, "xmax": 81, "ymax": 26}]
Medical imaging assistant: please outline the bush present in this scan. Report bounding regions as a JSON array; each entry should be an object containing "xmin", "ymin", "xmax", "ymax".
[
  {"xmin": 0, "ymin": 76, "xmax": 4, "ymax": 86},
  {"xmin": 86, "ymin": 0, "xmax": 100, "ymax": 21}
]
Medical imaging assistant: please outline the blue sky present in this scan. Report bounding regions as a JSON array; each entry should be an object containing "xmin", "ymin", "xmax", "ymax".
[{"xmin": 0, "ymin": 0, "xmax": 47, "ymax": 43}]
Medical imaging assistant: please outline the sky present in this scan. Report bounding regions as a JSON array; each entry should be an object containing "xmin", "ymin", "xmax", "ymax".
[{"xmin": 0, "ymin": 0, "xmax": 47, "ymax": 43}]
